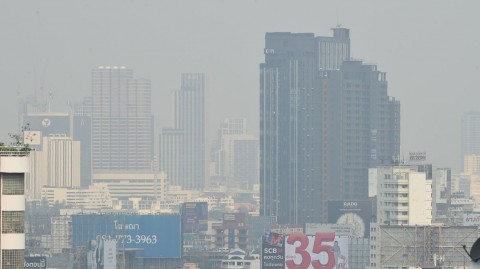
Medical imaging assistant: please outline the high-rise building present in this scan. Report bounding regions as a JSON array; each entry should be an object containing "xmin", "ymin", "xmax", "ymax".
[
  {"xmin": 0, "ymin": 149, "xmax": 30, "ymax": 268},
  {"xmin": 90, "ymin": 66, "xmax": 154, "ymax": 173},
  {"xmin": 461, "ymin": 111, "xmax": 480, "ymax": 166},
  {"xmin": 160, "ymin": 73, "xmax": 205, "ymax": 190},
  {"xmin": 211, "ymin": 118, "xmax": 258, "ymax": 189},
  {"xmin": 260, "ymin": 28, "xmax": 400, "ymax": 224}
]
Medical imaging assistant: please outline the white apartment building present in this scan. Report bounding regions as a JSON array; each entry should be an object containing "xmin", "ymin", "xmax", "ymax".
[
  {"xmin": 93, "ymin": 172, "xmax": 167, "ymax": 201},
  {"xmin": 369, "ymin": 165, "xmax": 432, "ymax": 225},
  {"xmin": 41, "ymin": 183, "xmax": 112, "ymax": 209},
  {"xmin": 0, "ymin": 150, "xmax": 30, "ymax": 268}
]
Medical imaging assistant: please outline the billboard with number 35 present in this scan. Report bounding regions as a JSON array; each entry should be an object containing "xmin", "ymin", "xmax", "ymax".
[{"xmin": 284, "ymin": 232, "xmax": 348, "ymax": 269}]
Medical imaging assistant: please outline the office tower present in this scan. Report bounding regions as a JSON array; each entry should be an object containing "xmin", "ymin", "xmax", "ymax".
[
  {"xmin": 211, "ymin": 118, "xmax": 259, "ymax": 189},
  {"xmin": 37, "ymin": 135, "xmax": 81, "ymax": 187},
  {"xmin": 260, "ymin": 32, "xmax": 322, "ymax": 224},
  {"xmin": 90, "ymin": 66, "xmax": 154, "ymax": 173},
  {"xmin": 0, "ymin": 149, "xmax": 30, "ymax": 268},
  {"xmin": 462, "ymin": 112, "xmax": 480, "ymax": 165},
  {"xmin": 160, "ymin": 73, "xmax": 205, "ymax": 190},
  {"xmin": 260, "ymin": 28, "xmax": 400, "ymax": 225}
]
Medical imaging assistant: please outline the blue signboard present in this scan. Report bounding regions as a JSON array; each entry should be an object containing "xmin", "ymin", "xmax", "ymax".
[{"xmin": 72, "ymin": 215, "xmax": 181, "ymax": 258}]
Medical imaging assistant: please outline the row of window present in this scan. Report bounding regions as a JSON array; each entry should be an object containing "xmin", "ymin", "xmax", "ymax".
[
  {"xmin": 2, "ymin": 211, "xmax": 24, "ymax": 233},
  {"xmin": 2, "ymin": 250, "xmax": 24, "ymax": 268},
  {"xmin": 2, "ymin": 173, "xmax": 24, "ymax": 195}
]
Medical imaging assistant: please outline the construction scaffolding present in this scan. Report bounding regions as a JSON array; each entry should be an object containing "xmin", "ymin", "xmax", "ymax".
[{"xmin": 373, "ymin": 225, "xmax": 477, "ymax": 268}]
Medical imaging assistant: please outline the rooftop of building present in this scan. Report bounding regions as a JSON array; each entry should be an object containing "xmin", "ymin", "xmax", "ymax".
[{"xmin": 0, "ymin": 145, "xmax": 32, "ymax": 157}]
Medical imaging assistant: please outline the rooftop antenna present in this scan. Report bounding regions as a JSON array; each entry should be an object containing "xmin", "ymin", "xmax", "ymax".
[{"xmin": 463, "ymin": 237, "xmax": 480, "ymax": 262}]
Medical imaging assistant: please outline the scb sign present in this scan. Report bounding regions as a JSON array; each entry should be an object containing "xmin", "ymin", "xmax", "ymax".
[{"xmin": 24, "ymin": 257, "xmax": 46, "ymax": 269}]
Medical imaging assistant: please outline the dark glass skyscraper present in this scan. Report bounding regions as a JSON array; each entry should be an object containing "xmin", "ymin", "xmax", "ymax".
[{"xmin": 260, "ymin": 28, "xmax": 400, "ymax": 225}]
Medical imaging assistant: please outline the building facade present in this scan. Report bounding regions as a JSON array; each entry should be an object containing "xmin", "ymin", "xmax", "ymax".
[
  {"xmin": 90, "ymin": 66, "xmax": 154, "ymax": 172},
  {"xmin": 160, "ymin": 73, "xmax": 205, "ymax": 190},
  {"xmin": 260, "ymin": 28, "xmax": 400, "ymax": 225},
  {"xmin": 211, "ymin": 118, "xmax": 259, "ymax": 189},
  {"xmin": 370, "ymin": 165, "xmax": 432, "ymax": 226},
  {"xmin": 0, "ymin": 150, "xmax": 30, "ymax": 268}
]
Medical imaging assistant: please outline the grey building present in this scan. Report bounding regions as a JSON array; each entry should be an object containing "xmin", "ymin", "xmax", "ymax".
[
  {"xmin": 260, "ymin": 28, "xmax": 400, "ymax": 225},
  {"xmin": 461, "ymin": 111, "xmax": 480, "ymax": 166},
  {"xmin": 160, "ymin": 73, "xmax": 205, "ymax": 190},
  {"xmin": 89, "ymin": 66, "xmax": 154, "ymax": 173}
]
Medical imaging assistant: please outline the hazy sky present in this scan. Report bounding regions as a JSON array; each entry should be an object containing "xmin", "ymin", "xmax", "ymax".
[{"xmin": 1, "ymin": 0, "xmax": 479, "ymax": 172}]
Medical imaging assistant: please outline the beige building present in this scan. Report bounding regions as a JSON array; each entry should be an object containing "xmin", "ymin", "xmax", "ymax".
[
  {"xmin": 41, "ymin": 183, "xmax": 112, "ymax": 209},
  {"xmin": 369, "ymin": 165, "xmax": 432, "ymax": 225},
  {"xmin": 27, "ymin": 135, "xmax": 81, "ymax": 200}
]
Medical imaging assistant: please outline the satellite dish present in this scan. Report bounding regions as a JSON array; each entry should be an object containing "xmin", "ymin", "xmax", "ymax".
[
  {"xmin": 464, "ymin": 237, "xmax": 480, "ymax": 262},
  {"xmin": 471, "ymin": 238, "xmax": 480, "ymax": 262}
]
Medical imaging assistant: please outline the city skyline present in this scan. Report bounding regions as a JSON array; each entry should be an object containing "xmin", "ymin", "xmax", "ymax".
[{"xmin": 1, "ymin": 1, "xmax": 479, "ymax": 172}]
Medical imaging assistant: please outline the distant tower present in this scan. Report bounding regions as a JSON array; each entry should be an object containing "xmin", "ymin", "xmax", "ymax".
[
  {"xmin": 90, "ymin": 66, "xmax": 154, "ymax": 173},
  {"xmin": 461, "ymin": 111, "xmax": 480, "ymax": 167},
  {"xmin": 160, "ymin": 73, "xmax": 205, "ymax": 190},
  {"xmin": 211, "ymin": 118, "xmax": 259, "ymax": 189}
]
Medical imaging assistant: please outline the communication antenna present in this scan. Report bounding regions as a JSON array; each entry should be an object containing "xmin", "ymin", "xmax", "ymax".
[{"xmin": 464, "ymin": 237, "xmax": 480, "ymax": 262}]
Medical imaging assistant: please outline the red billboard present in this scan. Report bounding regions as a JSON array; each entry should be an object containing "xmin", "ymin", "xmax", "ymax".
[{"xmin": 284, "ymin": 232, "xmax": 348, "ymax": 269}]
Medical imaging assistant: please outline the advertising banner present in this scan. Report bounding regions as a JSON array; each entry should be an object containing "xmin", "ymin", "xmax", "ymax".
[
  {"xmin": 182, "ymin": 202, "xmax": 208, "ymax": 232},
  {"xmin": 328, "ymin": 201, "xmax": 372, "ymax": 238},
  {"xmin": 305, "ymin": 224, "xmax": 352, "ymax": 237},
  {"xmin": 24, "ymin": 114, "xmax": 71, "ymax": 137},
  {"xmin": 24, "ymin": 257, "xmax": 47, "ymax": 269},
  {"xmin": 463, "ymin": 214, "xmax": 480, "ymax": 226},
  {"xmin": 72, "ymin": 214, "xmax": 181, "ymax": 258},
  {"xmin": 285, "ymin": 233, "xmax": 348, "ymax": 269},
  {"xmin": 262, "ymin": 232, "xmax": 285, "ymax": 269}
]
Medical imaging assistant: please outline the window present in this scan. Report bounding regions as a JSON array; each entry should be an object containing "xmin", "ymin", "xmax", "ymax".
[
  {"xmin": 2, "ymin": 173, "xmax": 24, "ymax": 195},
  {"xmin": 2, "ymin": 211, "xmax": 24, "ymax": 233},
  {"xmin": 2, "ymin": 249, "xmax": 24, "ymax": 268}
]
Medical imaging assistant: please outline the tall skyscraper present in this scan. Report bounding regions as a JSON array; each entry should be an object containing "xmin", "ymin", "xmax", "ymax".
[
  {"xmin": 260, "ymin": 28, "xmax": 400, "ymax": 224},
  {"xmin": 160, "ymin": 73, "xmax": 205, "ymax": 190},
  {"xmin": 89, "ymin": 66, "xmax": 154, "ymax": 173},
  {"xmin": 461, "ymin": 111, "xmax": 480, "ymax": 167}
]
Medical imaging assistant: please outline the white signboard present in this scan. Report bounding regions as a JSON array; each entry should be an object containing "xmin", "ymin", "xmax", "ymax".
[
  {"xmin": 305, "ymin": 224, "xmax": 352, "ymax": 237},
  {"xmin": 463, "ymin": 214, "xmax": 480, "ymax": 226}
]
